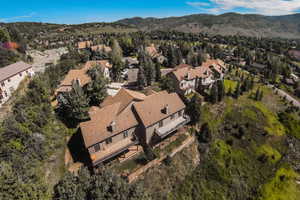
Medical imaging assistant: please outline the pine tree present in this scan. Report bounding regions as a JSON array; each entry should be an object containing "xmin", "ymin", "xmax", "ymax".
[
  {"xmin": 227, "ymin": 86, "xmax": 233, "ymax": 96},
  {"xmin": 186, "ymin": 94, "xmax": 202, "ymax": 124},
  {"xmin": 137, "ymin": 67, "xmax": 146, "ymax": 90},
  {"xmin": 110, "ymin": 39, "xmax": 124, "ymax": 81},
  {"xmin": 59, "ymin": 81, "xmax": 90, "ymax": 122},
  {"xmin": 85, "ymin": 72, "xmax": 108, "ymax": 106},
  {"xmin": 234, "ymin": 81, "xmax": 241, "ymax": 99},
  {"xmin": 0, "ymin": 28, "xmax": 11, "ymax": 43},
  {"xmin": 160, "ymin": 77, "xmax": 175, "ymax": 93},
  {"xmin": 259, "ymin": 90, "xmax": 264, "ymax": 101},
  {"xmin": 155, "ymin": 63, "xmax": 162, "ymax": 81},
  {"xmin": 217, "ymin": 80, "xmax": 225, "ymax": 101},
  {"xmin": 145, "ymin": 59, "xmax": 155, "ymax": 86},
  {"xmin": 250, "ymin": 77, "xmax": 255, "ymax": 90},
  {"xmin": 255, "ymin": 88, "xmax": 260, "ymax": 101},
  {"xmin": 210, "ymin": 83, "xmax": 218, "ymax": 104}
]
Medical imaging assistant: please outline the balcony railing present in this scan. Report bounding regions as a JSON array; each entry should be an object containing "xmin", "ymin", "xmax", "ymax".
[
  {"xmin": 92, "ymin": 138, "xmax": 138, "ymax": 166},
  {"xmin": 155, "ymin": 115, "xmax": 190, "ymax": 139}
]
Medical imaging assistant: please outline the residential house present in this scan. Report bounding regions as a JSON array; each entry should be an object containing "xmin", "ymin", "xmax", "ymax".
[
  {"xmin": 167, "ymin": 59, "xmax": 227, "ymax": 95},
  {"xmin": 133, "ymin": 90, "xmax": 189, "ymax": 145},
  {"xmin": 85, "ymin": 60, "xmax": 112, "ymax": 79},
  {"xmin": 0, "ymin": 61, "xmax": 34, "ymax": 107},
  {"xmin": 77, "ymin": 41, "xmax": 92, "ymax": 49},
  {"xmin": 91, "ymin": 44, "xmax": 112, "ymax": 53},
  {"xmin": 56, "ymin": 60, "xmax": 112, "ymax": 96},
  {"xmin": 79, "ymin": 88, "xmax": 189, "ymax": 167}
]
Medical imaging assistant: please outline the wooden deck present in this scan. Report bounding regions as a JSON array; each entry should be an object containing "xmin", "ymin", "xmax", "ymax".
[{"xmin": 91, "ymin": 138, "xmax": 137, "ymax": 166}]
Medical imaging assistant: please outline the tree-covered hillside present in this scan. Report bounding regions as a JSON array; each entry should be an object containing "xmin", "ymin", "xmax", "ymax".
[{"xmin": 117, "ymin": 13, "xmax": 300, "ymax": 39}]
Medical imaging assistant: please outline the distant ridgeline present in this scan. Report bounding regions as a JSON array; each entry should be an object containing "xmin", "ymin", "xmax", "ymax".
[{"xmin": 117, "ymin": 13, "xmax": 300, "ymax": 39}]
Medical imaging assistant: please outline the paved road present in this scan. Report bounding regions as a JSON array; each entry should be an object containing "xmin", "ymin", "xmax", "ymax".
[{"xmin": 269, "ymin": 85, "xmax": 300, "ymax": 108}]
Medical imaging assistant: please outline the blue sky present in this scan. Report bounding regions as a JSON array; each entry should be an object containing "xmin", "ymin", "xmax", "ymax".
[{"xmin": 1, "ymin": 0, "xmax": 300, "ymax": 24}]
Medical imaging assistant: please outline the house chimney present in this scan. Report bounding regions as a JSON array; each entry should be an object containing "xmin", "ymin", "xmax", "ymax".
[
  {"xmin": 185, "ymin": 72, "xmax": 191, "ymax": 80},
  {"xmin": 75, "ymin": 79, "xmax": 81, "ymax": 86},
  {"xmin": 162, "ymin": 104, "xmax": 169, "ymax": 114},
  {"xmin": 108, "ymin": 121, "xmax": 116, "ymax": 132}
]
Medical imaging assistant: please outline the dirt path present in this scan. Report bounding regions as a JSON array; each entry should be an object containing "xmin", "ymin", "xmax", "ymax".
[{"xmin": 269, "ymin": 85, "xmax": 300, "ymax": 108}]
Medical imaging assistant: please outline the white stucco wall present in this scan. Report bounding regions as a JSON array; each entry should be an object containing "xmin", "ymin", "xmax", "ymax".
[{"xmin": 0, "ymin": 68, "xmax": 34, "ymax": 107}]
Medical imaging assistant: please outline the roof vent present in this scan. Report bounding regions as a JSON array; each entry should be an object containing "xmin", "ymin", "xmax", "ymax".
[{"xmin": 108, "ymin": 121, "xmax": 116, "ymax": 132}]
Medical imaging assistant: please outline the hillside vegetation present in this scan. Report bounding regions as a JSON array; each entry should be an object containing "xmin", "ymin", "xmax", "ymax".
[
  {"xmin": 168, "ymin": 86, "xmax": 300, "ymax": 200},
  {"xmin": 117, "ymin": 13, "xmax": 300, "ymax": 39}
]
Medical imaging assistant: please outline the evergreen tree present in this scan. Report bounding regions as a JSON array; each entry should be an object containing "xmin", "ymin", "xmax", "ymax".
[
  {"xmin": 110, "ymin": 39, "xmax": 124, "ymax": 81},
  {"xmin": 0, "ymin": 28, "xmax": 10, "ymax": 42},
  {"xmin": 234, "ymin": 81, "xmax": 241, "ymax": 99},
  {"xmin": 85, "ymin": 70, "xmax": 108, "ymax": 106},
  {"xmin": 155, "ymin": 63, "xmax": 162, "ymax": 81},
  {"xmin": 217, "ymin": 80, "xmax": 225, "ymax": 101},
  {"xmin": 198, "ymin": 123, "xmax": 212, "ymax": 143},
  {"xmin": 137, "ymin": 67, "xmax": 146, "ymax": 90},
  {"xmin": 255, "ymin": 88, "xmax": 261, "ymax": 101},
  {"xmin": 210, "ymin": 83, "xmax": 218, "ymax": 104},
  {"xmin": 249, "ymin": 77, "xmax": 255, "ymax": 90},
  {"xmin": 167, "ymin": 45, "xmax": 177, "ymax": 67},
  {"xmin": 54, "ymin": 167, "xmax": 151, "ymax": 200},
  {"xmin": 186, "ymin": 94, "xmax": 202, "ymax": 124},
  {"xmin": 259, "ymin": 90, "xmax": 264, "ymax": 101},
  {"xmin": 145, "ymin": 59, "xmax": 155, "ymax": 86},
  {"xmin": 160, "ymin": 77, "xmax": 176, "ymax": 93},
  {"xmin": 58, "ymin": 81, "xmax": 90, "ymax": 122}
]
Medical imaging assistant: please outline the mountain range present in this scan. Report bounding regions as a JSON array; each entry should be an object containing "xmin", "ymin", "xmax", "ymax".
[{"xmin": 117, "ymin": 12, "xmax": 300, "ymax": 39}]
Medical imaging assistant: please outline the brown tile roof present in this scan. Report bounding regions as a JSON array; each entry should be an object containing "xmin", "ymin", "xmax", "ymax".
[
  {"xmin": 170, "ymin": 59, "xmax": 226, "ymax": 82},
  {"xmin": 56, "ymin": 69, "xmax": 91, "ymax": 93},
  {"xmin": 145, "ymin": 44, "xmax": 159, "ymax": 58},
  {"xmin": 171, "ymin": 65, "xmax": 212, "ymax": 82},
  {"xmin": 78, "ymin": 41, "xmax": 92, "ymax": 49},
  {"xmin": 56, "ymin": 60, "xmax": 111, "ymax": 93},
  {"xmin": 84, "ymin": 60, "xmax": 112, "ymax": 70},
  {"xmin": 91, "ymin": 44, "xmax": 112, "ymax": 53},
  {"xmin": 0, "ymin": 61, "xmax": 32, "ymax": 82},
  {"xmin": 201, "ymin": 59, "xmax": 226, "ymax": 74},
  {"xmin": 80, "ymin": 102, "xmax": 139, "ymax": 147},
  {"xmin": 175, "ymin": 64, "xmax": 193, "ymax": 69},
  {"xmin": 133, "ymin": 91, "xmax": 186, "ymax": 127},
  {"xmin": 80, "ymin": 89, "xmax": 146, "ymax": 148},
  {"xmin": 101, "ymin": 88, "xmax": 146, "ymax": 113}
]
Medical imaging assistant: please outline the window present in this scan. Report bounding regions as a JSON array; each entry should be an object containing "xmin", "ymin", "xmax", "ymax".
[
  {"xmin": 106, "ymin": 137, "xmax": 112, "ymax": 145},
  {"xmin": 159, "ymin": 120, "xmax": 163, "ymax": 128},
  {"xmin": 171, "ymin": 113, "xmax": 175, "ymax": 120},
  {"xmin": 179, "ymin": 110, "xmax": 183, "ymax": 117},
  {"xmin": 1, "ymin": 82, "xmax": 4, "ymax": 87},
  {"xmin": 4, "ymin": 91, "xmax": 8, "ymax": 97},
  {"xmin": 94, "ymin": 143, "xmax": 100, "ymax": 152},
  {"xmin": 7, "ymin": 78, "xmax": 11, "ymax": 82},
  {"xmin": 19, "ymin": 72, "xmax": 22, "ymax": 77},
  {"xmin": 123, "ymin": 131, "xmax": 129, "ymax": 138}
]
